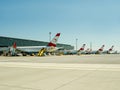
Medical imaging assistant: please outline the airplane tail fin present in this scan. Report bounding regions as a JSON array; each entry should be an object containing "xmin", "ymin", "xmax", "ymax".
[
  {"xmin": 109, "ymin": 46, "xmax": 114, "ymax": 51},
  {"xmin": 99, "ymin": 45, "xmax": 105, "ymax": 51},
  {"xmin": 9, "ymin": 42, "xmax": 17, "ymax": 56},
  {"xmin": 13, "ymin": 42, "xmax": 17, "ymax": 49},
  {"xmin": 48, "ymin": 33, "xmax": 60, "ymax": 47},
  {"xmin": 78, "ymin": 44, "xmax": 86, "ymax": 51}
]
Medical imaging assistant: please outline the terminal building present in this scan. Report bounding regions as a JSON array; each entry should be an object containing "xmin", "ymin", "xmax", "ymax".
[{"xmin": 0, "ymin": 36, "xmax": 74, "ymax": 50}]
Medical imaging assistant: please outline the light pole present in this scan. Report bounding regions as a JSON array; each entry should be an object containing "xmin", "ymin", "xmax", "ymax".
[
  {"xmin": 76, "ymin": 38, "xmax": 78, "ymax": 50},
  {"xmin": 49, "ymin": 32, "xmax": 51, "ymax": 42}
]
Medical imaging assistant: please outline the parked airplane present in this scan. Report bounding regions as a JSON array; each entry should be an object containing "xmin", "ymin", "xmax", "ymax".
[
  {"xmin": 77, "ymin": 44, "xmax": 86, "ymax": 55},
  {"xmin": 17, "ymin": 33, "xmax": 61, "ymax": 56},
  {"xmin": 103, "ymin": 46, "xmax": 117, "ymax": 54},
  {"xmin": 0, "ymin": 33, "xmax": 61, "ymax": 56},
  {"xmin": 84, "ymin": 48, "xmax": 92, "ymax": 54},
  {"xmin": 0, "ymin": 42, "xmax": 17, "ymax": 56},
  {"xmin": 90, "ymin": 45, "xmax": 105, "ymax": 54},
  {"xmin": 64, "ymin": 44, "xmax": 86, "ymax": 55}
]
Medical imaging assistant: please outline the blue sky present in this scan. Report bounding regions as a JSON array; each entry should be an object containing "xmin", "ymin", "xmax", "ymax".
[{"xmin": 0, "ymin": 0, "xmax": 120, "ymax": 50}]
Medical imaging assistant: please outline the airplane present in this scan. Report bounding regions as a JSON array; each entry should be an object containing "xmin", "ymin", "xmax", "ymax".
[
  {"xmin": 17, "ymin": 33, "xmax": 61, "ymax": 56},
  {"xmin": 0, "ymin": 33, "xmax": 61, "ymax": 56},
  {"xmin": 77, "ymin": 44, "xmax": 86, "ymax": 55},
  {"xmin": 103, "ymin": 46, "xmax": 117, "ymax": 54},
  {"xmin": 64, "ymin": 44, "xmax": 86, "ymax": 55},
  {"xmin": 0, "ymin": 42, "xmax": 17, "ymax": 56},
  {"xmin": 84, "ymin": 48, "xmax": 90, "ymax": 53},
  {"xmin": 89, "ymin": 45, "xmax": 105, "ymax": 54}
]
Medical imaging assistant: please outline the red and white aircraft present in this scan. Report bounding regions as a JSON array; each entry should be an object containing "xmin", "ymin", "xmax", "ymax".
[
  {"xmin": 90, "ymin": 45, "xmax": 105, "ymax": 54},
  {"xmin": 17, "ymin": 33, "xmax": 61, "ymax": 54},
  {"xmin": 0, "ymin": 33, "xmax": 61, "ymax": 56},
  {"xmin": 64, "ymin": 44, "xmax": 86, "ymax": 55},
  {"xmin": 77, "ymin": 44, "xmax": 86, "ymax": 54},
  {"xmin": 103, "ymin": 46, "xmax": 115, "ymax": 54}
]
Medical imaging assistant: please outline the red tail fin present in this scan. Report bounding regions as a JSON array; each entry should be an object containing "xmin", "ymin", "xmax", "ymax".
[
  {"xmin": 79, "ymin": 44, "xmax": 86, "ymax": 51},
  {"xmin": 13, "ymin": 42, "xmax": 16, "ymax": 49},
  {"xmin": 99, "ymin": 45, "xmax": 105, "ymax": 51},
  {"xmin": 109, "ymin": 46, "xmax": 114, "ymax": 51},
  {"xmin": 48, "ymin": 33, "xmax": 60, "ymax": 47}
]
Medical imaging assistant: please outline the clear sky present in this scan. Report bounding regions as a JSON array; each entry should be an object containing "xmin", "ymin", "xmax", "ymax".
[{"xmin": 0, "ymin": 0, "xmax": 120, "ymax": 50}]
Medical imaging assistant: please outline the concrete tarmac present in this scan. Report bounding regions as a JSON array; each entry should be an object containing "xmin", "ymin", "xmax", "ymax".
[{"xmin": 0, "ymin": 54, "xmax": 120, "ymax": 90}]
